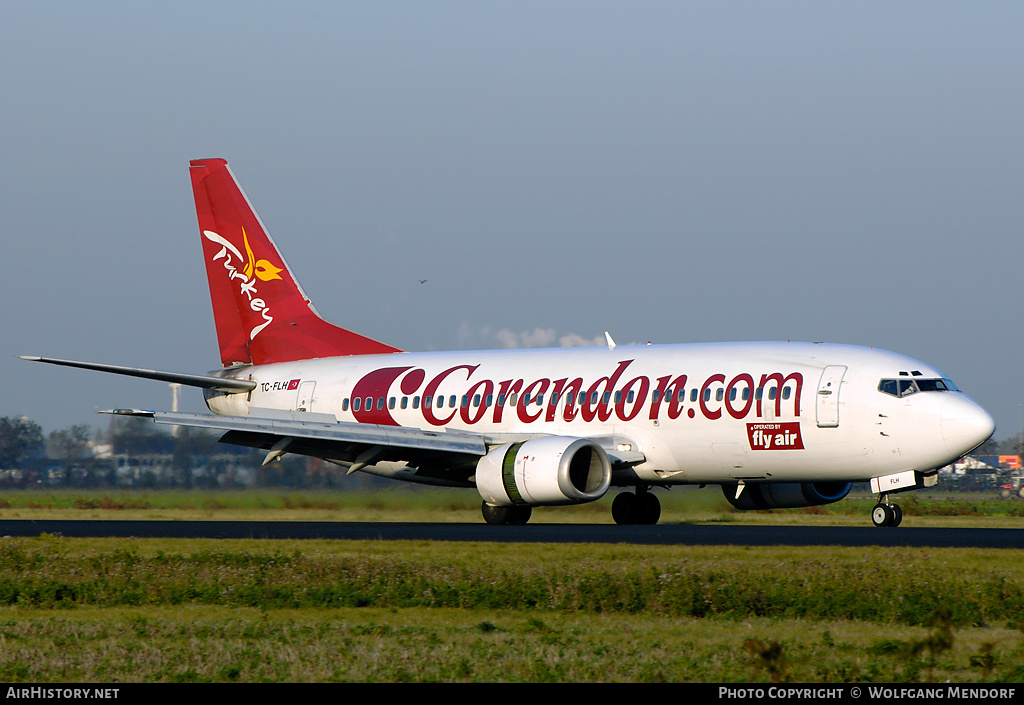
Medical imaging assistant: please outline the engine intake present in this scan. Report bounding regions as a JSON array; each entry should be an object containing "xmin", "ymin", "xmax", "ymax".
[
  {"xmin": 476, "ymin": 436, "xmax": 611, "ymax": 507},
  {"xmin": 723, "ymin": 481, "xmax": 852, "ymax": 510}
]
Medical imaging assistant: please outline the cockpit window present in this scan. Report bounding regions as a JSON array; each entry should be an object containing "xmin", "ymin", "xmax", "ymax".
[
  {"xmin": 916, "ymin": 378, "xmax": 957, "ymax": 392},
  {"xmin": 877, "ymin": 377, "xmax": 958, "ymax": 397}
]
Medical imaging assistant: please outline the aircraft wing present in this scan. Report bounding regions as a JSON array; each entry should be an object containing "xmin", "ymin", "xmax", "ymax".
[{"xmin": 103, "ymin": 408, "xmax": 645, "ymax": 486}]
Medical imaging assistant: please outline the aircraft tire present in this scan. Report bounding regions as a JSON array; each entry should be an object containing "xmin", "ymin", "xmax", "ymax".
[
  {"xmin": 639, "ymin": 492, "xmax": 661, "ymax": 525},
  {"xmin": 612, "ymin": 492, "xmax": 637, "ymax": 525},
  {"xmin": 612, "ymin": 491, "xmax": 661, "ymax": 525},
  {"xmin": 481, "ymin": 502, "xmax": 532, "ymax": 525},
  {"xmin": 510, "ymin": 506, "xmax": 532, "ymax": 525},
  {"xmin": 871, "ymin": 503, "xmax": 896, "ymax": 527}
]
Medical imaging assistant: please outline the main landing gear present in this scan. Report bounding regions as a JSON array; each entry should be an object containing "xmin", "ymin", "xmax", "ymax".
[
  {"xmin": 481, "ymin": 487, "xmax": 664, "ymax": 526},
  {"xmin": 611, "ymin": 487, "xmax": 661, "ymax": 525},
  {"xmin": 481, "ymin": 502, "xmax": 533, "ymax": 525},
  {"xmin": 871, "ymin": 495, "xmax": 903, "ymax": 527}
]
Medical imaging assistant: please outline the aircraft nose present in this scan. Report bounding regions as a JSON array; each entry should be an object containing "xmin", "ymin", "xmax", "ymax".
[{"xmin": 941, "ymin": 395, "xmax": 995, "ymax": 457}]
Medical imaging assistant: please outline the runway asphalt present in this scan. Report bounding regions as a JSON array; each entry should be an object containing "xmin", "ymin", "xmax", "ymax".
[{"xmin": 0, "ymin": 519, "xmax": 1021, "ymax": 548}]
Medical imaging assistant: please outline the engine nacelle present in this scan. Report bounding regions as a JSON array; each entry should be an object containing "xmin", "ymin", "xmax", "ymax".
[
  {"xmin": 722, "ymin": 481, "xmax": 852, "ymax": 510},
  {"xmin": 476, "ymin": 436, "xmax": 612, "ymax": 507}
]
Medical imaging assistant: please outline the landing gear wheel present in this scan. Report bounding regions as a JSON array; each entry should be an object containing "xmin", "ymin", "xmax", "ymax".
[
  {"xmin": 639, "ymin": 492, "xmax": 661, "ymax": 525},
  {"xmin": 482, "ymin": 503, "xmax": 511, "ymax": 525},
  {"xmin": 612, "ymin": 491, "xmax": 661, "ymax": 525},
  {"xmin": 481, "ymin": 503, "xmax": 533, "ymax": 525},
  {"xmin": 612, "ymin": 492, "xmax": 637, "ymax": 525},
  {"xmin": 510, "ymin": 506, "xmax": 532, "ymax": 525},
  {"xmin": 871, "ymin": 503, "xmax": 901, "ymax": 527}
]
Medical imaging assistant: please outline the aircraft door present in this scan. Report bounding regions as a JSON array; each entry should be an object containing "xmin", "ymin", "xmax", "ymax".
[
  {"xmin": 815, "ymin": 366, "xmax": 846, "ymax": 428},
  {"xmin": 296, "ymin": 381, "xmax": 316, "ymax": 412}
]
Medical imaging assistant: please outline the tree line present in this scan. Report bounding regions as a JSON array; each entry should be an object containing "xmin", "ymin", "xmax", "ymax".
[{"xmin": 0, "ymin": 415, "xmax": 382, "ymax": 489}]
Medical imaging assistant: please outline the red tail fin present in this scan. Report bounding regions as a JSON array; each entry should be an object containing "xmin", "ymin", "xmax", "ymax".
[{"xmin": 189, "ymin": 158, "xmax": 401, "ymax": 367}]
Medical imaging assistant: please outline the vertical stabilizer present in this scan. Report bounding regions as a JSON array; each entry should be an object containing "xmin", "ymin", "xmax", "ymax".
[{"xmin": 189, "ymin": 158, "xmax": 401, "ymax": 366}]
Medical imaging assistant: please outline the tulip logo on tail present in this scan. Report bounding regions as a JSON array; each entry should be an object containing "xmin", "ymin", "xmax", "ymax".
[{"xmin": 204, "ymin": 229, "xmax": 284, "ymax": 340}]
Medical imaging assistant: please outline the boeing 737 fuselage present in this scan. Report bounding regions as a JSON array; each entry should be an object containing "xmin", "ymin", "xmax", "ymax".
[{"xmin": 24, "ymin": 159, "xmax": 995, "ymax": 526}]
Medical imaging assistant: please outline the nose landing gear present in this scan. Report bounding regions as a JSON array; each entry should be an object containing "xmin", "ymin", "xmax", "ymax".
[{"xmin": 871, "ymin": 495, "xmax": 903, "ymax": 527}]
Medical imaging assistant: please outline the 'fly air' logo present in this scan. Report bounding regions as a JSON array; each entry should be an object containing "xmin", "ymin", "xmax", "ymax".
[
  {"xmin": 203, "ymin": 229, "xmax": 283, "ymax": 340},
  {"xmin": 746, "ymin": 422, "xmax": 805, "ymax": 450}
]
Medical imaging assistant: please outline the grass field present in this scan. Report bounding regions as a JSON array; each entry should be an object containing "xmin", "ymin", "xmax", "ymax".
[
  {"xmin": 0, "ymin": 487, "xmax": 1022, "ymax": 682},
  {"xmin": 3, "ymin": 485, "xmax": 1024, "ymax": 525}
]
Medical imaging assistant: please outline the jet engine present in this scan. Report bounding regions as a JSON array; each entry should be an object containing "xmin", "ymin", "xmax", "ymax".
[
  {"xmin": 475, "ymin": 436, "xmax": 611, "ymax": 507},
  {"xmin": 722, "ymin": 481, "xmax": 852, "ymax": 510}
]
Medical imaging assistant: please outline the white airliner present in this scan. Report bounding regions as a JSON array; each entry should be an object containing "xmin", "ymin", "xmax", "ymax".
[{"xmin": 23, "ymin": 158, "xmax": 995, "ymax": 527}]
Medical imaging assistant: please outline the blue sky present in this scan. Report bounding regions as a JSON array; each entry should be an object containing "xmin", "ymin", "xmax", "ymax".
[{"xmin": 2, "ymin": 2, "xmax": 1022, "ymax": 440}]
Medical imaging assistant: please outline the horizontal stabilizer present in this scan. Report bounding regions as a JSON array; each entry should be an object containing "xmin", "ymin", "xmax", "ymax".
[{"xmin": 20, "ymin": 356, "xmax": 255, "ymax": 393}]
